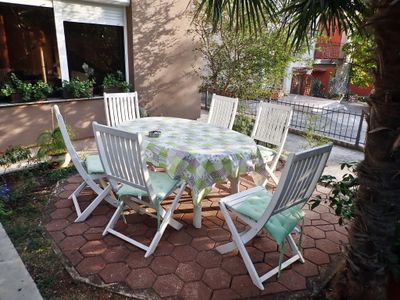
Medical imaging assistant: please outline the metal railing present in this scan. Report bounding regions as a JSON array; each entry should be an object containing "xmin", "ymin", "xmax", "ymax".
[{"xmin": 201, "ymin": 92, "xmax": 367, "ymax": 147}]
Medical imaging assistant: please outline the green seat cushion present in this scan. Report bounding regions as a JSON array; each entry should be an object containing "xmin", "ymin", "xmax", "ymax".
[
  {"xmin": 86, "ymin": 154, "xmax": 104, "ymax": 174},
  {"xmin": 257, "ymin": 145, "xmax": 277, "ymax": 163},
  {"xmin": 117, "ymin": 171, "xmax": 179, "ymax": 201},
  {"xmin": 234, "ymin": 189, "xmax": 305, "ymax": 245}
]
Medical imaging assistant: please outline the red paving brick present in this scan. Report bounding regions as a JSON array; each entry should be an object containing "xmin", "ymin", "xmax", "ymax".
[
  {"xmin": 150, "ymin": 256, "xmax": 179, "ymax": 275},
  {"xmin": 176, "ymin": 261, "xmax": 205, "ymax": 282},
  {"xmin": 44, "ymin": 175, "xmax": 350, "ymax": 299},
  {"xmin": 126, "ymin": 268, "xmax": 156, "ymax": 289},
  {"xmin": 153, "ymin": 274, "xmax": 184, "ymax": 297},
  {"xmin": 102, "ymin": 246, "xmax": 130, "ymax": 263},
  {"xmin": 80, "ymin": 240, "xmax": 107, "ymax": 257},
  {"xmin": 181, "ymin": 281, "xmax": 212, "ymax": 300},
  {"xmin": 221, "ymin": 256, "xmax": 247, "ymax": 276},
  {"xmin": 171, "ymin": 245, "xmax": 198, "ymax": 262},
  {"xmin": 203, "ymin": 268, "xmax": 231, "ymax": 289},
  {"xmin": 99, "ymin": 263, "xmax": 130, "ymax": 283},
  {"xmin": 59, "ymin": 236, "xmax": 86, "ymax": 251},
  {"xmin": 76, "ymin": 256, "xmax": 106, "ymax": 276}
]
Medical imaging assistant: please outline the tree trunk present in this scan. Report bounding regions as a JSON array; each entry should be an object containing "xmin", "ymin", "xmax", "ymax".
[{"xmin": 344, "ymin": 2, "xmax": 400, "ymax": 299}]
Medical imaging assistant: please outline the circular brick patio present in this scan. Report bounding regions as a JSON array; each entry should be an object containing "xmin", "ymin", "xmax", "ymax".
[{"xmin": 45, "ymin": 174, "xmax": 347, "ymax": 299}]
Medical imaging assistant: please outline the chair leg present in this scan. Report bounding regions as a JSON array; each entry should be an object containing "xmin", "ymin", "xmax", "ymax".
[
  {"xmin": 159, "ymin": 207, "xmax": 183, "ymax": 230},
  {"xmin": 286, "ymin": 234, "xmax": 305, "ymax": 263},
  {"xmin": 103, "ymin": 200, "xmax": 125, "ymax": 236},
  {"xmin": 219, "ymin": 202, "xmax": 264, "ymax": 290},
  {"xmin": 145, "ymin": 183, "xmax": 186, "ymax": 257},
  {"xmin": 75, "ymin": 184, "xmax": 112, "ymax": 222},
  {"xmin": 70, "ymin": 181, "xmax": 87, "ymax": 216}
]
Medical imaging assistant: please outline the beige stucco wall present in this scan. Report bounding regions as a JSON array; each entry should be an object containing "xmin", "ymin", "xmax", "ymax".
[
  {"xmin": 0, "ymin": 99, "xmax": 106, "ymax": 151},
  {"xmin": 130, "ymin": 0, "xmax": 201, "ymax": 119}
]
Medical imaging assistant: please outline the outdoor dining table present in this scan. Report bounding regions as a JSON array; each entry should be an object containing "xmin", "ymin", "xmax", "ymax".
[{"xmin": 118, "ymin": 116, "xmax": 267, "ymax": 228}]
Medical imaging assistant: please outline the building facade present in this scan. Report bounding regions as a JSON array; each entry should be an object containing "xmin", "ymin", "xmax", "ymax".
[
  {"xmin": 0, "ymin": 0, "xmax": 201, "ymax": 118},
  {"xmin": 283, "ymin": 28, "xmax": 372, "ymax": 98}
]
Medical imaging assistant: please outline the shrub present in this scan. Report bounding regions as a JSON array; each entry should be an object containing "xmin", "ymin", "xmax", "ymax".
[
  {"xmin": 102, "ymin": 71, "xmax": 130, "ymax": 92},
  {"xmin": 36, "ymin": 127, "xmax": 72, "ymax": 159},
  {"xmin": 310, "ymin": 162, "xmax": 358, "ymax": 225},
  {"xmin": 233, "ymin": 105, "xmax": 254, "ymax": 136},
  {"xmin": 32, "ymin": 81, "xmax": 53, "ymax": 100},
  {"xmin": 62, "ymin": 78, "xmax": 94, "ymax": 98}
]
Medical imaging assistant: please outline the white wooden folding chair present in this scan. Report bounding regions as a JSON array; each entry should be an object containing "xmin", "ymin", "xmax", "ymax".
[
  {"xmin": 53, "ymin": 105, "xmax": 116, "ymax": 222},
  {"xmin": 217, "ymin": 143, "xmax": 333, "ymax": 290},
  {"xmin": 207, "ymin": 93, "xmax": 239, "ymax": 130},
  {"xmin": 92, "ymin": 122, "xmax": 186, "ymax": 257},
  {"xmin": 251, "ymin": 102, "xmax": 293, "ymax": 185},
  {"xmin": 104, "ymin": 92, "xmax": 140, "ymax": 127}
]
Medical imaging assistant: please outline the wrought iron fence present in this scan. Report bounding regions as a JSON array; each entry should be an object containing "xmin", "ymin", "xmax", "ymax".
[{"xmin": 201, "ymin": 92, "xmax": 367, "ymax": 147}]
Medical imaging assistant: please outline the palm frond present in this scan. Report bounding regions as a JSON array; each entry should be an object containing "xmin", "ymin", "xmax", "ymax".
[
  {"xmin": 282, "ymin": 0, "xmax": 370, "ymax": 50},
  {"xmin": 195, "ymin": 0, "xmax": 278, "ymax": 33}
]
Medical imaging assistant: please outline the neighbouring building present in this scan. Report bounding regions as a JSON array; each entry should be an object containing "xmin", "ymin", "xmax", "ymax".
[
  {"xmin": 0, "ymin": 0, "xmax": 201, "ymax": 150},
  {"xmin": 283, "ymin": 28, "xmax": 373, "ymax": 98}
]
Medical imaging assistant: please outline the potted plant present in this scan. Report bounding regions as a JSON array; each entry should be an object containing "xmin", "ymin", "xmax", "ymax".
[
  {"xmin": 10, "ymin": 73, "xmax": 32, "ymax": 102},
  {"xmin": 32, "ymin": 81, "xmax": 53, "ymax": 101},
  {"xmin": 36, "ymin": 127, "xmax": 72, "ymax": 168},
  {"xmin": 102, "ymin": 71, "xmax": 130, "ymax": 93},
  {"xmin": 62, "ymin": 78, "xmax": 94, "ymax": 99},
  {"xmin": 0, "ymin": 84, "xmax": 14, "ymax": 101}
]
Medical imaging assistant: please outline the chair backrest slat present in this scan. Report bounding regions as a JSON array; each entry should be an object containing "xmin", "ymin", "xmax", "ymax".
[
  {"xmin": 207, "ymin": 94, "xmax": 238, "ymax": 130},
  {"xmin": 258, "ymin": 144, "xmax": 333, "ymax": 227},
  {"xmin": 104, "ymin": 92, "xmax": 140, "ymax": 127},
  {"xmin": 53, "ymin": 105, "xmax": 89, "ymax": 177},
  {"xmin": 93, "ymin": 122, "xmax": 155, "ymax": 202},
  {"xmin": 251, "ymin": 102, "xmax": 292, "ymax": 147}
]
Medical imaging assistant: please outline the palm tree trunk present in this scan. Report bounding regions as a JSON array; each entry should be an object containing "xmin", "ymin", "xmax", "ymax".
[{"xmin": 344, "ymin": 1, "xmax": 400, "ymax": 299}]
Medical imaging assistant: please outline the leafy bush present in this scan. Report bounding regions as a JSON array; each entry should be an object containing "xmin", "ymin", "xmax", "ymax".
[
  {"xmin": 303, "ymin": 115, "xmax": 331, "ymax": 148},
  {"xmin": 36, "ymin": 127, "xmax": 72, "ymax": 159},
  {"xmin": 32, "ymin": 81, "xmax": 53, "ymax": 100},
  {"xmin": 233, "ymin": 105, "xmax": 254, "ymax": 136},
  {"xmin": 0, "ymin": 74, "xmax": 52, "ymax": 101},
  {"xmin": 310, "ymin": 162, "xmax": 358, "ymax": 225},
  {"xmin": 0, "ymin": 84, "xmax": 13, "ymax": 98},
  {"xmin": 102, "ymin": 71, "xmax": 130, "ymax": 92},
  {"xmin": 62, "ymin": 78, "xmax": 94, "ymax": 98},
  {"xmin": 10, "ymin": 73, "xmax": 32, "ymax": 101}
]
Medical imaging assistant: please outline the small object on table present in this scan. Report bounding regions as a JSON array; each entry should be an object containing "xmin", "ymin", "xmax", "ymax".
[{"xmin": 148, "ymin": 130, "xmax": 161, "ymax": 138}]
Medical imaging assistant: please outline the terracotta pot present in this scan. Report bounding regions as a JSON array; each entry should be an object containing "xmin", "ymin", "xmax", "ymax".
[
  {"xmin": 48, "ymin": 153, "xmax": 71, "ymax": 169},
  {"xmin": 103, "ymin": 87, "xmax": 126, "ymax": 94},
  {"xmin": 10, "ymin": 93, "xmax": 22, "ymax": 103}
]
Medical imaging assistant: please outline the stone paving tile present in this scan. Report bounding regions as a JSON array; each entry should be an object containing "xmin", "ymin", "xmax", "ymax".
[
  {"xmin": 176, "ymin": 261, "xmax": 205, "ymax": 282},
  {"xmin": 153, "ymin": 274, "xmax": 184, "ymax": 298},
  {"xmin": 126, "ymin": 268, "xmax": 156, "ymax": 289},
  {"xmin": 44, "ymin": 175, "xmax": 350, "ymax": 299},
  {"xmin": 99, "ymin": 262, "xmax": 130, "ymax": 283},
  {"xmin": 203, "ymin": 268, "xmax": 231, "ymax": 289},
  {"xmin": 180, "ymin": 281, "xmax": 213, "ymax": 300}
]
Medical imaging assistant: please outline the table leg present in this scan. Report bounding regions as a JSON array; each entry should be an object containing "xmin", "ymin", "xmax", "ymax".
[
  {"xmin": 229, "ymin": 176, "xmax": 240, "ymax": 194},
  {"xmin": 193, "ymin": 204, "xmax": 202, "ymax": 229}
]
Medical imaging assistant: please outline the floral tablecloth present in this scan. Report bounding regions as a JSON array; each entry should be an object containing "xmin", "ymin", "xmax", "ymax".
[{"xmin": 119, "ymin": 117, "xmax": 267, "ymax": 205}]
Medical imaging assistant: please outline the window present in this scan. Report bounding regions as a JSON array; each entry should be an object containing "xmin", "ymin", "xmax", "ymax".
[
  {"xmin": 64, "ymin": 21, "xmax": 125, "ymax": 91},
  {"xmin": 0, "ymin": 3, "xmax": 59, "ymax": 84}
]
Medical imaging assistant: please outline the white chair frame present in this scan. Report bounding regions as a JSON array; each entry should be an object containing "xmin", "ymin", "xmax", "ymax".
[
  {"xmin": 251, "ymin": 102, "xmax": 293, "ymax": 185},
  {"xmin": 53, "ymin": 105, "xmax": 115, "ymax": 222},
  {"xmin": 217, "ymin": 143, "xmax": 333, "ymax": 290},
  {"xmin": 104, "ymin": 92, "xmax": 140, "ymax": 127},
  {"xmin": 207, "ymin": 94, "xmax": 239, "ymax": 130},
  {"xmin": 93, "ymin": 122, "xmax": 186, "ymax": 257}
]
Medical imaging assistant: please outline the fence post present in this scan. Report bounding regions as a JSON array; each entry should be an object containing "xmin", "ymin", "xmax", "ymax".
[{"xmin": 355, "ymin": 110, "xmax": 365, "ymax": 147}]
